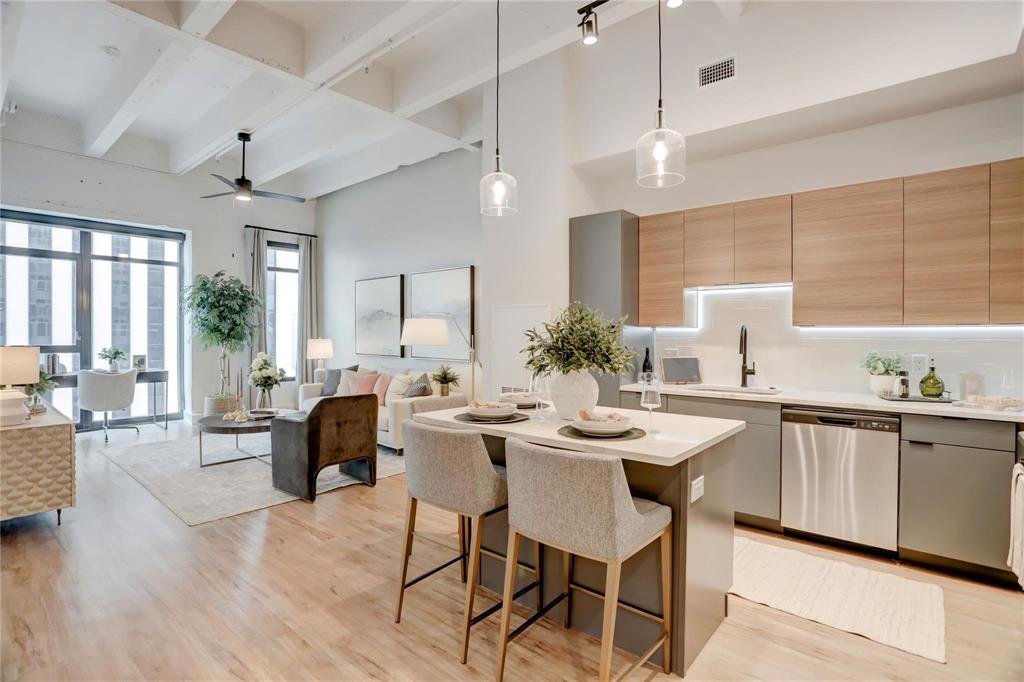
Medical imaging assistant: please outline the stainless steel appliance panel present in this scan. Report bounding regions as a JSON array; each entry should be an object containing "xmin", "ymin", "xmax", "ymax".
[{"xmin": 781, "ymin": 409, "xmax": 899, "ymax": 550}]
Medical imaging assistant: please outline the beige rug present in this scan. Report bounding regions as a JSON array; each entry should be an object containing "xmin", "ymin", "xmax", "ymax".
[
  {"xmin": 730, "ymin": 536, "xmax": 946, "ymax": 663},
  {"xmin": 104, "ymin": 433, "xmax": 405, "ymax": 527}
]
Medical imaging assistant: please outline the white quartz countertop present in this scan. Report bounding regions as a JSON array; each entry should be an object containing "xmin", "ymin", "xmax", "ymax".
[
  {"xmin": 412, "ymin": 406, "xmax": 745, "ymax": 467},
  {"xmin": 620, "ymin": 383, "xmax": 1024, "ymax": 424}
]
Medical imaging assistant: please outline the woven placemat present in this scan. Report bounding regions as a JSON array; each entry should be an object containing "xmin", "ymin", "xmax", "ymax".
[
  {"xmin": 454, "ymin": 412, "xmax": 531, "ymax": 425},
  {"xmin": 557, "ymin": 425, "xmax": 647, "ymax": 441}
]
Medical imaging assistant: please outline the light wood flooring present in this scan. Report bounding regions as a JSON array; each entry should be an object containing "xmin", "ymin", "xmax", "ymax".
[{"xmin": 2, "ymin": 422, "xmax": 1022, "ymax": 681}]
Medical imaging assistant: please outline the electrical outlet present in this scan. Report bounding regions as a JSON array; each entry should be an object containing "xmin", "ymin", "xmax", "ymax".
[
  {"xmin": 690, "ymin": 475, "xmax": 705, "ymax": 503},
  {"xmin": 912, "ymin": 354, "xmax": 928, "ymax": 373}
]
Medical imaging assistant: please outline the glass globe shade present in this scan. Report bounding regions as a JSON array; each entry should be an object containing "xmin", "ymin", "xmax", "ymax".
[
  {"xmin": 635, "ymin": 122, "xmax": 686, "ymax": 188},
  {"xmin": 480, "ymin": 156, "xmax": 518, "ymax": 216}
]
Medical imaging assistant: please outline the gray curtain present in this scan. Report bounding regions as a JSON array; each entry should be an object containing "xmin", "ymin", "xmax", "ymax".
[
  {"xmin": 247, "ymin": 228, "xmax": 269, "ymax": 405},
  {"xmin": 296, "ymin": 234, "xmax": 320, "ymax": 384}
]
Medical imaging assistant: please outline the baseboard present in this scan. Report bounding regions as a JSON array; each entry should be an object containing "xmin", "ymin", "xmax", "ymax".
[
  {"xmin": 735, "ymin": 512, "xmax": 782, "ymax": 533},
  {"xmin": 898, "ymin": 548, "xmax": 1021, "ymax": 589}
]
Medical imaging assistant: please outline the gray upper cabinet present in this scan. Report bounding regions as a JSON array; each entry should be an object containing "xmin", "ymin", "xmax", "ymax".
[{"xmin": 569, "ymin": 210, "xmax": 639, "ymax": 324}]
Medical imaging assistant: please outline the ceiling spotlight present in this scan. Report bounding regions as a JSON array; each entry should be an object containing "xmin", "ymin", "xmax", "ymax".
[
  {"xmin": 666, "ymin": 0, "xmax": 684, "ymax": 8},
  {"xmin": 580, "ymin": 12, "xmax": 598, "ymax": 45}
]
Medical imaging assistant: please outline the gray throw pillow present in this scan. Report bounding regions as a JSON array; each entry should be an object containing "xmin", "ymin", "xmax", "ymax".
[
  {"xmin": 403, "ymin": 373, "xmax": 433, "ymax": 398},
  {"xmin": 320, "ymin": 369, "xmax": 342, "ymax": 396}
]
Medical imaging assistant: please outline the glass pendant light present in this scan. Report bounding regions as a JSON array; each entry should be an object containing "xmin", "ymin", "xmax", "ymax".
[
  {"xmin": 481, "ymin": 0, "xmax": 517, "ymax": 216},
  {"xmin": 636, "ymin": 0, "xmax": 685, "ymax": 188}
]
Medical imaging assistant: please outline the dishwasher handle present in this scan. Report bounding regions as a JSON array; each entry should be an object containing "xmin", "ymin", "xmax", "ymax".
[
  {"xmin": 782, "ymin": 407, "xmax": 900, "ymax": 431},
  {"xmin": 816, "ymin": 416, "xmax": 858, "ymax": 427}
]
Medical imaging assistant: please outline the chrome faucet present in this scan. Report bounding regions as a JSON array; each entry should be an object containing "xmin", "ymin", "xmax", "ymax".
[{"xmin": 739, "ymin": 325, "xmax": 756, "ymax": 387}]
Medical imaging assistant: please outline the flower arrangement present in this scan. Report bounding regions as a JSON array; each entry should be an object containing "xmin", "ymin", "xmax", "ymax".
[
  {"xmin": 522, "ymin": 302, "xmax": 636, "ymax": 376},
  {"xmin": 98, "ymin": 346, "xmax": 128, "ymax": 371},
  {"xmin": 248, "ymin": 352, "xmax": 286, "ymax": 409},
  {"xmin": 862, "ymin": 351, "xmax": 902, "ymax": 376}
]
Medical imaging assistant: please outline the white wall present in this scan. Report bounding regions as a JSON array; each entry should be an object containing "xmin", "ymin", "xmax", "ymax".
[
  {"xmin": 317, "ymin": 148, "xmax": 482, "ymax": 382},
  {"xmin": 0, "ymin": 136, "xmax": 316, "ymax": 416}
]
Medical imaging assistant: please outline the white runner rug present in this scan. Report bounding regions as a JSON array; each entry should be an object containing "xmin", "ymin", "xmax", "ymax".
[
  {"xmin": 104, "ymin": 433, "xmax": 405, "ymax": 527},
  {"xmin": 730, "ymin": 536, "xmax": 946, "ymax": 663}
]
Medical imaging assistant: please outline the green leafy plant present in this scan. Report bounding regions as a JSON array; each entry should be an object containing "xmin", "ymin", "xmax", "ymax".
[
  {"xmin": 431, "ymin": 365, "xmax": 461, "ymax": 387},
  {"xmin": 183, "ymin": 270, "xmax": 262, "ymax": 395},
  {"xmin": 25, "ymin": 371, "xmax": 57, "ymax": 406},
  {"xmin": 522, "ymin": 302, "xmax": 636, "ymax": 376},
  {"xmin": 97, "ymin": 347, "xmax": 128, "ymax": 362},
  {"xmin": 247, "ymin": 352, "xmax": 286, "ymax": 391},
  {"xmin": 862, "ymin": 351, "xmax": 902, "ymax": 376}
]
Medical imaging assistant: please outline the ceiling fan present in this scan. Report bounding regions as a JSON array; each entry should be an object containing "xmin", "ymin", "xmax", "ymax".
[{"xmin": 201, "ymin": 132, "xmax": 306, "ymax": 204}]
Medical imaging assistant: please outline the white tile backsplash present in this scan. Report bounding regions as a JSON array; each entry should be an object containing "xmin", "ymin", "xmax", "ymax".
[{"xmin": 644, "ymin": 286, "xmax": 1024, "ymax": 398}]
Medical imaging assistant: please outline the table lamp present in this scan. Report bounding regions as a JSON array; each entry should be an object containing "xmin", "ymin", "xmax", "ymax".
[
  {"xmin": 306, "ymin": 338, "xmax": 334, "ymax": 383},
  {"xmin": 0, "ymin": 346, "xmax": 40, "ymax": 426},
  {"xmin": 400, "ymin": 317, "xmax": 479, "ymax": 399}
]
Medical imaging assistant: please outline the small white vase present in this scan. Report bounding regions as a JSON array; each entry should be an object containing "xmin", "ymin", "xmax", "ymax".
[
  {"xmin": 869, "ymin": 374, "xmax": 894, "ymax": 396},
  {"xmin": 549, "ymin": 370, "xmax": 600, "ymax": 420},
  {"xmin": 108, "ymin": 360, "xmax": 118, "ymax": 372}
]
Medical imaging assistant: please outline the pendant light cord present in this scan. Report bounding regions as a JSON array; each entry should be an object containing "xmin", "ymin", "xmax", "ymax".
[
  {"xmin": 657, "ymin": 0, "xmax": 663, "ymax": 110},
  {"xmin": 495, "ymin": 0, "xmax": 501, "ymax": 157}
]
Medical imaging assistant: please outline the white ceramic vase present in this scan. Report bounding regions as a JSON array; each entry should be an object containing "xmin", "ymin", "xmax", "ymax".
[
  {"xmin": 549, "ymin": 370, "xmax": 600, "ymax": 419},
  {"xmin": 869, "ymin": 373, "xmax": 895, "ymax": 396},
  {"xmin": 108, "ymin": 360, "xmax": 118, "ymax": 372}
]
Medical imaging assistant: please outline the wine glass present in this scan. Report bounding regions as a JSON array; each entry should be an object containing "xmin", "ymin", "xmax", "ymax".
[
  {"xmin": 528, "ymin": 373, "xmax": 550, "ymax": 419},
  {"xmin": 639, "ymin": 373, "xmax": 661, "ymax": 434}
]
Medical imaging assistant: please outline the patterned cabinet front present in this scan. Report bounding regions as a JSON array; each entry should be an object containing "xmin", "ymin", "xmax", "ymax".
[{"xmin": 1, "ymin": 422, "xmax": 75, "ymax": 521}]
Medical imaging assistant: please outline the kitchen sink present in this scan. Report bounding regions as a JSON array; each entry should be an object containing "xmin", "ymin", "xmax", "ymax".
[{"xmin": 689, "ymin": 385, "xmax": 783, "ymax": 395}]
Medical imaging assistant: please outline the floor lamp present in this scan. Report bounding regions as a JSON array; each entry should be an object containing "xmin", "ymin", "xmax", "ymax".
[{"xmin": 400, "ymin": 316, "xmax": 480, "ymax": 400}]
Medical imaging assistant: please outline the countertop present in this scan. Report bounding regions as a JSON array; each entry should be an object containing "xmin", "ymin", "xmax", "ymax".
[
  {"xmin": 620, "ymin": 383, "xmax": 1024, "ymax": 424},
  {"xmin": 412, "ymin": 406, "xmax": 745, "ymax": 466}
]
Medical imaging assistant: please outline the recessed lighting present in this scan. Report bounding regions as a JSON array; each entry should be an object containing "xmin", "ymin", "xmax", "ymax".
[
  {"xmin": 666, "ymin": 0, "xmax": 684, "ymax": 8},
  {"xmin": 100, "ymin": 45, "xmax": 121, "ymax": 59}
]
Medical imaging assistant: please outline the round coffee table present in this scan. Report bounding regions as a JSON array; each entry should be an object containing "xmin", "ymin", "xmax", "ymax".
[{"xmin": 197, "ymin": 411, "xmax": 295, "ymax": 468}]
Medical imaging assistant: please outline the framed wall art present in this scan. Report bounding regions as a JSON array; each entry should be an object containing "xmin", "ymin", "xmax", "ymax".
[{"xmin": 354, "ymin": 275, "xmax": 404, "ymax": 357}]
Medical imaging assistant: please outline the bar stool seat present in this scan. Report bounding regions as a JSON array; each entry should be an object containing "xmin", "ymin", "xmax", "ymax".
[
  {"xmin": 394, "ymin": 421, "xmax": 542, "ymax": 665},
  {"xmin": 496, "ymin": 438, "xmax": 673, "ymax": 682}
]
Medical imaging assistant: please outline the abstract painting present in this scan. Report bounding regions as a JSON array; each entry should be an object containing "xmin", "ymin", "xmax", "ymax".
[
  {"xmin": 409, "ymin": 266, "xmax": 474, "ymax": 361},
  {"xmin": 354, "ymin": 275, "xmax": 403, "ymax": 357}
]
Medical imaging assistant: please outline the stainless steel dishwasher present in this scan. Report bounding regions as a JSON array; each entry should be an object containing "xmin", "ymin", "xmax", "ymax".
[{"xmin": 781, "ymin": 408, "xmax": 900, "ymax": 550}]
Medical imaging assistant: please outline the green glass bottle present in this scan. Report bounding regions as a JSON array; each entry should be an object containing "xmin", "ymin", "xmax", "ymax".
[{"xmin": 919, "ymin": 358, "xmax": 945, "ymax": 398}]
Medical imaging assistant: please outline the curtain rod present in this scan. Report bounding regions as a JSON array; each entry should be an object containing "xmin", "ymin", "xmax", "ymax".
[{"xmin": 244, "ymin": 224, "xmax": 318, "ymax": 239}]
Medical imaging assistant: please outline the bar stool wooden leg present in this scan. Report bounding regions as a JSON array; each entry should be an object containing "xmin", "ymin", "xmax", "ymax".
[
  {"xmin": 457, "ymin": 514, "xmax": 467, "ymax": 583},
  {"xmin": 561, "ymin": 551, "xmax": 572, "ymax": 629},
  {"xmin": 495, "ymin": 531, "xmax": 521, "ymax": 682},
  {"xmin": 394, "ymin": 495, "xmax": 418, "ymax": 623},
  {"xmin": 659, "ymin": 527, "xmax": 672, "ymax": 673},
  {"xmin": 460, "ymin": 514, "xmax": 485, "ymax": 664},
  {"xmin": 598, "ymin": 560, "xmax": 622, "ymax": 682}
]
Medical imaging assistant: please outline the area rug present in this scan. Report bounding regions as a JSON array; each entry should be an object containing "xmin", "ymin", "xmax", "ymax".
[
  {"xmin": 103, "ymin": 433, "xmax": 405, "ymax": 527},
  {"xmin": 730, "ymin": 536, "xmax": 946, "ymax": 663}
]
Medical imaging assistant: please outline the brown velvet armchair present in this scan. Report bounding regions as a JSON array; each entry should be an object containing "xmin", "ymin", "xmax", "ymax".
[{"xmin": 271, "ymin": 394, "xmax": 378, "ymax": 502}]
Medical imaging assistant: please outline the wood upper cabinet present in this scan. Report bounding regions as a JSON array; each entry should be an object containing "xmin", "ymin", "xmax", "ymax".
[
  {"xmin": 793, "ymin": 178, "xmax": 904, "ymax": 325},
  {"xmin": 734, "ymin": 195, "xmax": 792, "ymax": 284},
  {"xmin": 904, "ymin": 165, "xmax": 990, "ymax": 325},
  {"xmin": 990, "ymin": 158, "xmax": 1024, "ymax": 323},
  {"xmin": 684, "ymin": 204, "xmax": 734, "ymax": 288},
  {"xmin": 638, "ymin": 211, "xmax": 685, "ymax": 326}
]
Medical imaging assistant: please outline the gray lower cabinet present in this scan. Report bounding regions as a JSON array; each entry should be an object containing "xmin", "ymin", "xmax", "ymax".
[
  {"xmin": 899, "ymin": 415, "xmax": 1016, "ymax": 570},
  {"xmin": 620, "ymin": 391, "xmax": 666, "ymax": 411},
  {"xmin": 665, "ymin": 395, "xmax": 781, "ymax": 522}
]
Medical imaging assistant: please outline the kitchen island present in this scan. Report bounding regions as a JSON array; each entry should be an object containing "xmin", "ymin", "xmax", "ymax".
[{"xmin": 412, "ymin": 406, "xmax": 744, "ymax": 675}]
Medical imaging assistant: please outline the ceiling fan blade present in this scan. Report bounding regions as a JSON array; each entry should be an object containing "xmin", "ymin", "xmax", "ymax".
[
  {"xmin": 211, "ymin": 173, "xmax": 238, "ymax": 189},
  {"xmin": 252, "ymin": 189, "xmax": 306, "ymax": 203},
  {"xmin": 200, "ymin": 191, "xmax": 237, "ymax": 199}
]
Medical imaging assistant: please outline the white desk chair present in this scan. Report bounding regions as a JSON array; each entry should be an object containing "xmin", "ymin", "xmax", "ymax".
[{"xmin": 78, "ymin": 369, "xmax": 139, "ymax": 442}]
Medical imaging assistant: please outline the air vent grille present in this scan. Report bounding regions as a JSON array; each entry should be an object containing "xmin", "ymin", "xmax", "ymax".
[{"xmin": 698, "ymin": 56, "xmax": 735, "ymax": 88}]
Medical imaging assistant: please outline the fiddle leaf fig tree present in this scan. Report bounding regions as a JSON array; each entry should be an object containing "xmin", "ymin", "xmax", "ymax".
[{"xmin": 183, "ymin": 270, "xmax": 262, "ymax": 396}]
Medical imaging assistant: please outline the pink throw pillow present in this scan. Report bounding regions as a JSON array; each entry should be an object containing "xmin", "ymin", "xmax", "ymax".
[
  {"xmin": 372, "ymin": 373, "xmax": 391, "ymax": 406},
  {"xmin": 348, "ymin": 372, "xmax": 379, "ymax": 396}
]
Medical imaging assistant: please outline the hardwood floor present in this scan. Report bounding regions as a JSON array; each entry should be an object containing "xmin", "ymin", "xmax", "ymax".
[{"xmin": 3, "ymin": 422, "xmax": 1022, "ymax": 681}]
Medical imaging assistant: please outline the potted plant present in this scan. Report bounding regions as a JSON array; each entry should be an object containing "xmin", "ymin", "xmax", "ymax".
[
  {"xmin": 24, "ymin": 371, "xmax": 57, "ymax": 413},
  {"xmin": 183, "ymin": 270, "xmax": 262, "ymax": 415},
  {"xmin": 431, "ymin": 365, "xmax": 460, "ymax": 397},
  {"xmin": 862, "ymin": 351, "xmax": 902, "ymax": 395},
  {"xmin": 97, "ymin": 346, "xmax": 128, "ymax": 372},
  {"xmin": 522, "ymin": 302, "xmax": 636, "ymax": 419},
  {"xmin": 247, "ymin": 352, "xmax": 286, "ymax": 409}
]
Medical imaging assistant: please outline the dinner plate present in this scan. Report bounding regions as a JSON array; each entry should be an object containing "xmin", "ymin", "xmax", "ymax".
[
  {"xmin": 466, "ymin": 403, "xmax": 517, "ymax": 420},
  {"xmin": 571, "ymin": 418, "xmax": 633, "ymax": 436}
]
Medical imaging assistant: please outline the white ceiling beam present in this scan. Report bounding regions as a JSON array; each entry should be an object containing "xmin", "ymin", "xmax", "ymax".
[
  {"xmin": 714, "ymin": 1, "xmax": 745, "ymax": 22},
  {"xmin": 1, "ymin": 0, "xmax": 25, "ymax": 107},
  {"xmin": 82, "ymin": 37, "xmax": 193, "ymax": 158},
  {"xmin": 177, "ymin": 0, "xmax": 236, "ymax": 37}
]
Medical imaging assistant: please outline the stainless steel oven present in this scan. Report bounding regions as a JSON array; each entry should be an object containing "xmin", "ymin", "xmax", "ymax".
[{"xmin": 781, "ymin": 408, "xmax": 900, "ymax": 550}]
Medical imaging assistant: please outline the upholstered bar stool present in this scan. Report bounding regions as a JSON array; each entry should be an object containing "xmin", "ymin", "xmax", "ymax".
[
  {"xmin": 395, "ymin": 420, "xmax": 543, "ymax": 664},
  {"xmin": 496, "ymin": 438, "xmax": 673, "ymax": 682}
]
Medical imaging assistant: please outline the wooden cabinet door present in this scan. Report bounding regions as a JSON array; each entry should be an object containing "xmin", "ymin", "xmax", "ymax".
[
  {"xmin": 990, "ymin": 157, "xmax": 1024, "ymax": 323},
  {"xmin": 734, "ymin": 195, "xmax": 792, "ymax": 284},
  {"xmin": 904, "ymin": 164, "xmax": 990, "ymax": 324},
  {"xmin": 638, "ymin": 211, "xmax": 685, "ymax": 326},
  {"xmin": 684, "ymin": 204, "xmax": 734, "ymax": 287},
  {"xmin": 793, "ymin": 178, "xmax": 904, "ymax": 325}
]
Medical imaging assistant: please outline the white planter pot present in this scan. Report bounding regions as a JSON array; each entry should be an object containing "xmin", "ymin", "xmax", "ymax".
[
  {"xmin": 549, "ymin": 371, "xmax": 600, "ymax": 420},
  {"xmin": 108, "ymin": 360, "xmax": 118, "ymax": 372},
  {"xmin": 869, "ymin": 374, "xmax": 895, "ymax": 396}
]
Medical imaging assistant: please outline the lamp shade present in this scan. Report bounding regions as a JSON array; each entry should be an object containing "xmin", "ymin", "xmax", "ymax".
[
  {"xmin": 306, "ymin": 338, "xmax": 334, "ymax": 360},
  {"xmin": 400, "ymin": 318, "xmax": 449, "ymax": 346},
  {"xmin": 0, "ymin": 346, "xmax": 40, "ymax": 386}
]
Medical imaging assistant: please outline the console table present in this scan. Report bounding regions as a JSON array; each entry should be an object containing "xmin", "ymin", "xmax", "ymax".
[
  {"xmin": 0, "ymin": 401, "xmax": 75, "ymax": 524},
  {"xmin": 53, "ymin": 369, "xmax": 170, "ymax": 429}
]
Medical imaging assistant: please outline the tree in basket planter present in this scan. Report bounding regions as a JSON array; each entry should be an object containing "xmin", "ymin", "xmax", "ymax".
[
  {"xmin": 183, "ymin": 270, "xmax": 262, "ymax": 414},
  {"xmin": 522, "ymin": 302, "xmax": 636, "ymax": 419}
]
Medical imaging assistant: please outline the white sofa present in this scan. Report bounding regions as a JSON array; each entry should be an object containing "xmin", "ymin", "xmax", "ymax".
[{"xmin": 297, "ymin": 382, "xmax": 466, "ymax": 451}]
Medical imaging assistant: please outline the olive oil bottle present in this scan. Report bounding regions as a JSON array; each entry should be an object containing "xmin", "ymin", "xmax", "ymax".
[{"xmin": 919, "ymin": 358, "xmax": 945, "ymax": 398}]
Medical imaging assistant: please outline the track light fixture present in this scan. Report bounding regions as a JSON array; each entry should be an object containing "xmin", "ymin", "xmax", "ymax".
[{"xmin": 576, "ymin": 1, "xmax": 608, "ymax": 46}]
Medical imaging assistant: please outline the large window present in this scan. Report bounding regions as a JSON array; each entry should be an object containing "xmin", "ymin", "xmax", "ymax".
[
  {"xmin": 0, "ymin": 210, "xmax": 184, "ymax": 428},
  {"xmin": 266, "ymin": 242, "xmax": 298, "ymax": 379}
]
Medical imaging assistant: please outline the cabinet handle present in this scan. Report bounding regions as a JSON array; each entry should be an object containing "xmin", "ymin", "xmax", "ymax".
[
  {"xmin": 907, "ymin": 440, "xmax": 934, "ymax": 447},
  {"xmin": 939, "ymin": 416, "xmax": 968, "ymax": 421}
]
